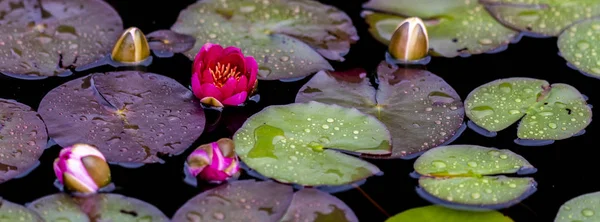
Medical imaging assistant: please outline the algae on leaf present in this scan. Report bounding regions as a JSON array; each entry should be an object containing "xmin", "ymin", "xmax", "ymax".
[{"xmin": 558, "ymin": 17, "xmax": 600, "ymax": 78}]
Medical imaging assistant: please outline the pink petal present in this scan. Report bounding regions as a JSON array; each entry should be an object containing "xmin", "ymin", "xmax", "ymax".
[
  {"xmin": 245, "ymin": 56, "xmax": 258, "ymax": 90},
  {"xmin": 201, "ymin": 69, "xmax": 213, "ymax": 84},
  {"xmin": 53, "ymin": 159, "xmax": 63, "ymax": 183},
  {"xmin": 191, "ymin": 74, "xmax": 203, "ymax": 99},
  {"xmin": 222, "ymin": 91, "xmax": 248, "ymax": 106},
  {"xmin": 187, "ymin": 149, "xmax": 211, "ymax": 177},
  {"xmin": 219, "ymin": 53, "xmax": 246, "ymax": 74},
  {"xmin": 203, "ymin": 44, "xmax": 224, "ymax": 66},
  {"xmin": 235, "ymin": 75, "xmax": 248, "ymax": 94},
  {"xmin": 219, "ymin": 77, "xmax": 238, "ymax": 99},
  {"xmin": 222, "ymin": 46, "xmax": 242, "ymax": 56},
  {"xmin": 200, "ymin": 83, "xmax": 223, "ymax": 101},
  {"xmin": 198, "ymin": 168, "xmax": 230, "ymax": 183},
  {"xmin": 211, "ymin": 142, "xmax": 225, "ymax": 171}
]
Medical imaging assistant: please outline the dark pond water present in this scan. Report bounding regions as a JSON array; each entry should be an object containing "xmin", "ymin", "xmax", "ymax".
[{"xmin": 0, "ymin": 0, "xmax": 597, "ymax": 221}]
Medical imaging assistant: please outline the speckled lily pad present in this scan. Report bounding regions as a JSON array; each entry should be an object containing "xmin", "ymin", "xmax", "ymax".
[
  {"xmin": 362, "ymin": 0, "xmax": 520, "ymax": 57},
  {"xmin": 465, "ymin": 78, "xmax": 592, "ymax": 142},
  {"xmin": 296, "ymin": 63, "xmax": 464, "ymax": 159},
  {"xmin": 482, "ymin": 0, "xmax": 600, "ymax": 37},
  {"xmin": 146, "ymin": 30, "xmax": 196, "ymax": 58},
  {"xmin": 555, "ymin": 191, "xmax": 600, "ymax": 222},
  {"xmin": 38, "ymin": 71, "xmax": 206, "ymax": 165},
  {"xmin": 0, "ymin": 198, "xmax": 43, "ymax": 221},
  {"xmin": 386, "ymin": 205, "xmax": 513, "ymax": 222},
  {"xmin": 0, "ymin": 99, "xmax": 48, "ymax": 183},
  {"xmin": 281, "ymin": 188, "xmax": 358, "ymax": 222},
  {"xmin": 233, "ymin": 101, "xmax": 391, "ymax": 186},
  {"xmin": 27, "ymin": 193, "xmax": 169, "ymax": 222},
  {"xmin": 0, "ymin": 0, "xmax": 123, "ymax": 79},
  {"xmin": 558, "ymin": 17, "xmax": 600, "ymax": 78},
  {"xmin": 171, "ymin": 0, "xmax": 359, "ymax": 80},
  {"xmin": 413, "ymin": 145, "xmax": 537, "ymax": 210}
]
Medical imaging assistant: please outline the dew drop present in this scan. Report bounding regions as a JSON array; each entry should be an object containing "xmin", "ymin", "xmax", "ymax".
[
  {"xmin": 582, "ymin": 209, "xmax": 594, "ymax": 217},
  {"xmin": 471, "ymin": 106, "xmax": 494, "ymax": 118},
  {"xmin": 431, "ymin": 160, "xmax": 447, "ymax": 168},
  {"xmin": 353, "ymin": 130, "xmax": 359, "ymax": 134},
  {"xmin": 499, "ymin": 154, "xmax": 508, "ymax": 159},
  {"xmin": 280, "ymin": 56, "xmax": 290, "ymax": 62},
  {"xmin": 499, "ymin": 82, "xmax": 512, "ymax": 93},
  {"xmin": 576, "ymin": 41, "xmax": 590, "ymax": 50},
  {"xmin": 509, "ymin": 110, "xmax": 521, "ymax": 115},
  {"xmin": 467, "ymin": 161, "xmax": 478, "ymax": 167},
  {"xmin": 548, "ymin": 123, "xmax": 557, "ymax": 129},
  {"xmin": 213, "ymin": 212, "xmax": 225, "ymax": 220},
  {"xmin": 471, "ymin": 193, "xmax": 481, "ymax": 199},
  {"xmin": 538, "ymin": 111, "xmax": 553, "ymax": 116},
  {"xmin": 488, "ymin": 150, "xmax": 500, "ymax": 156},
  {"xmin": 304, "ymin": 128, "xmax": 311, "ymax": 133},
  {"xmin": 326, "ymin": 118, "xmax": 334, "ymax": 123},
  {"xmin": 321, "ymin": 124, "xmax": 329, "ymax": 129},
  {"xmin": 508, "ymin": 183, "xmax": 517, "ymax": 188},
  {"xmin": 478, "ymin": 39, "xmax": 492, "ymax": 45}
]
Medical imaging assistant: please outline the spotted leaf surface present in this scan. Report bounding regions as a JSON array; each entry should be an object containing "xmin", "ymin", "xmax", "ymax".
[
  {"xmin": 233, "ymin": 101, "xmax": 391, "ymax": 186},
  {"xmin": 27, "ymin": 194, "xmax": 88, "ymax": 222},
  {"xmin": 418, "ymin": 176, "xmax": 536, "ymax": 208},
  {"xmin": 171, "ymin": 0, "xmax": 358, "ymax": 80},
  {"xmin": 386, "ymin": 205, "xmax": 513, "ymax": 222},
  {"xmin": 0, "ymin": 198, "xmax": 43, "ymax": 221},
  {"xmin": 0, "ymin": 99, "xmax": 48, "ymax": 183},
  {"xmin": 558, "ymin": 18, "xmax": 600, "ymax": 78},
  {"xmin": 362, "ymin": 0, "xmax": 519, "ymax": 57},
  {"xmin": 555, "ymin": 191, "xmax": 600, "ymax": 222},
  {"xmin": 0, "ymin": 0, "xmax": 123, "ymax": 79},
  {"xmin": 296, "ymin": 63, "xmax": 464, "ymax": 159},
  {"xmin": 482, "ymin": 0, "xmax": 600, "ymax": 37},
  {"xmin": 38, "ymin": 71, "xmax": 206, "ymax": 164},
  {"xmin": 414, "ymin": 145, "xmax": 535, "ymax": 176},
  {"xmin": 146, "ymin": 30, "xmax": 196, "ymax": 58},
  {"xmin": 281, "ymin": 188, "xmax": 358, "ymax": 222},
  {"xmin": 465, "ymin": 78, "xmax": 592, "ymax": 140},
  {"xmin": 172, "ymin": 180, "xmax": 294, "ymax": 222}
]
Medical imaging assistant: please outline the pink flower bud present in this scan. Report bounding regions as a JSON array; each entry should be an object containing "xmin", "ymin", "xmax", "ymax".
[
  {"xmin": 187, "ymin": 138, "xmax": 240, "ymax": 183},
  {"xmin": 53, "ymin": 144, "xmax": 111, "ymax": 194}
]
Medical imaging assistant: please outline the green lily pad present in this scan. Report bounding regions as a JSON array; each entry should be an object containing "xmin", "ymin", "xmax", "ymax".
[
  {"xmin": 0, "ymin": 198, "xmax": 43, "ymax": 221},
  {"xmin": 0, "ymin": 0, "xmax": 123, "ymax": 79},
  {"xmin": 465, "ymin": 78, "xmax": 592, "ymax": 142},
  {"xmin": 555, "ymin": 191, "xmax": 600, "ymax": 222},
  {"xmin": 558, "ymin": 17, "xmax": 600, "ymax": 78},
  {"xmin": 413, "ymin": 145, "xmax": 537, "ymax": 209},
  {"xmin": 233, "ymin": 101, "xmax": 391, "ymax": 186},
  {"xmin": 27, "ymin": 193, "xmax": 169, "ymax": 222},
  {"xmin": 362, "ymin": 0, "xmax": 520, "ymax": 57},
  {"xmin": 296, "ymin": 63, "xmax": 464, "ymax": 159},
  {"xmin": 281, "ymin": 188, "xmax": 358, "ymax": 222},
  {"xmin": 482, "ymin": 0, "xmax": 600, "ymax": 37},
  {"xmin": 171, "ymin": 0, "xmax": 358, "ymax": 80},
  {"xmin": 386, "ymin": 205, "xmax": 513, "ymax": 222}
]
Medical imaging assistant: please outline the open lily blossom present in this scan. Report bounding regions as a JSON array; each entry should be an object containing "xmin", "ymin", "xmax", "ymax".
[
  {"xmin": 191, "ymin": 43, "xmax": 258, "ymax": 107},
  {"xmin": 187, "ymin": 138, "xmax": 240, "ymax": 183},
  {"xmin": 53, "ymin": 144, "xmax": 111, "ymax": 194}
]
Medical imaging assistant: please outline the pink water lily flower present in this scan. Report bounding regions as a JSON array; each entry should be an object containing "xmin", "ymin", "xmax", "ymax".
[
  {"xmin": 53, "ymin": 144, "xmax": 111, "ymax": 194},
  {"xmin": 187, "ymin": 138, "xmax": 240, "ymax": 183},
  {"xmin": 191, "ymin": 43, "xmax": 258, "ymax": 107}
]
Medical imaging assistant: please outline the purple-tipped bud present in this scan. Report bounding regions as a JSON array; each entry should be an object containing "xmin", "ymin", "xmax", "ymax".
[
  {"xmin": 187, "ymin": 138, "xmax": 240, "ymax": 183},
  {"xmin": 53, "ymin": 144, "xmax": 111, "ymax": 194}
]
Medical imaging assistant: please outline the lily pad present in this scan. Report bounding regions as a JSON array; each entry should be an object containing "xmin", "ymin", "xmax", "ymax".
[
  {"xmin": 296, "ymin": 63, "xmax": 464, "ymax": 159},
  {"xmin": 0, "ymin": 99, "xmax": 48, "ymax": 183},
  {"xmin": 170, "ymin": 0, "xmax": 359, "ymax": 80},
  {"xmin": 147, "ymin": 30, "xmax": 196, "ymax": 58},
  {"xmin": 482, "ymin": 0, "xmax": 600, "ymax": 37},
  {"xmin": 27, "ymin": 193, "xmax": 169, "ymax": 222},
  {"xmin": 281, "ymin": 188, "xmax": 358, "ymax": 222},
  {"xmin": 233, "ymin": 101, "xmax": 391, "ymax": 186},
  {"xmin": 386, "ymin": 205, "xmax": 513, "ymax": 222},
  {"xmin": 362, "ymin": 0, "xmax": 520, "ymax": 57},
  {"xmin": 555, "ymin": 191, "xmax": 600, "ymax": 222},
  {"xmin": 38, "ymin": 71, "xmax": 206, "ymax": 164},
  {"xmin": 465, "ymin": 78, "xmax": 592, "ymax": 142},
  {"xmin": 0, "ymin": 0, "xmax": 123, "ymax": 79},
  {"xmin": 558, "ymin": 17, "xmax": 600, "ymax": 78},
  {"xmin": 0, "ymin": 198, "xmax": 43, "ymax": 221},
  {"xmin": 413, "ymin": 145, "xmax": 537, "ymax": 209}
]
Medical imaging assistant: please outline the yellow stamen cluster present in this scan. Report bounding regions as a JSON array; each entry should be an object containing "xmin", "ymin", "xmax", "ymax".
[{"xmin": 210, "ymin": 62, "xmax": 242, "ymax": 87}]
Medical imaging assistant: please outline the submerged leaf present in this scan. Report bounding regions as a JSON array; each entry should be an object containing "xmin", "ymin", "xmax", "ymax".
[
  {"xmin": 482, "ymin": 0, "xmax": 600, "ymax": 37},
  {"xmin": 0, "ymin": 99, "xmax": 48, "ymax": 183},
  {"xmin": 465, "ymin": 78, "xmax": 592, "ymax": 141},
  {"xmin": 296, "ymin": 63, "xmax": 464, "ymax": 159},
  {"xmin": 0, "ymin": 0, "xmax": 123, "ymax": 79},
  {"xmin": 558, "ymin": 17, "xmax": 600, "ymax": 78},
  {"xmin": 146, "ymin": 30, "xmax": 196, "ymax": 57},
  {"xmin": 386, "ymin": 205, "xmax": 513, "ymax": 222},
  {"xmin": 555, "ymin": 191, "xmax": 600, "ymax": 222},
  {"xmin": 0, "ymin": 198, "xmax": 43, "ymax": 221},
  {"xmin": 362, "ymin": 0, "xmax": 519, "ymax": 57},
  {"xmin": 281, "ymin": 189, "xmax": 358, "ymax": 222},
  {"xmin": 233, "ymin": 101, "xmax": 391, "ymax": 186},
  {"xmin": 171, "ymin": 0, "xmax": 358, "ymax": 80},
  {"xmin": 38, "ymin": 71, "xmax": 206, "ymax": 164}
]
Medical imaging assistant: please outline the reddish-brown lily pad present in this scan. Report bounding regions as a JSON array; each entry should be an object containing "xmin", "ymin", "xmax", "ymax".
[
  {"xmin": 281, "ymin": 188, "xmax": 358, "ymax": 222},
  {"xmin": 146, "ymin": 30, "xmax": 196, "ymax": 58},
  {"xmin": 0, "ymin": 99, "xmax": 48, "ymax": 183},
  {"xmin": 38, "ymin": 71, "xmax": 205, "ymax": 165},
  {"xmin": 0, "ymin": 0, "xmax": 123, "ymax": 79}
]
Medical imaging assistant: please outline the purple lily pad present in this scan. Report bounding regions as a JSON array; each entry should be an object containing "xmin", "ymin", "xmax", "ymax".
[
  {"xmin": 296, "ymin": 62, "xmax": 465, "ymax": 159},
  {"xmin": 0, "ymin": 0, "xmax": 123, "ymax": 79},
  {"xmin": 0, "ymin": 99, "xmax": 47, "ymax": 183},
  {"xmin": 146, "ymin": 30, "xmax": 196, "ymax": 58},
  {"xmin": 0, "ymin": 198, "xmax": 43, "ymax": 221},
  {"xmin": 281, "ymin": 188, "xmax": 358, "ymax": 222},
  {"xmin": 38, "ymin": 71, "xmax": 205, "ymax": 164}
]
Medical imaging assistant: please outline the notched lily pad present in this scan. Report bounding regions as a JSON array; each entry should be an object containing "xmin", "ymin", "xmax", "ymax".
[
  {"xmin": 281, "ymin": 188, "xmax": 358, "ymax": 222},
  {"xmin": 0, "ymin": 198, "xmax": 43, "ymax": 221},
  {"xmin": 482, "ymin": 0, "xmax": 600, "ymax": 37},
  {"xmin": 171, "ymin": 0, "xmax": 359, "ymax": 80},
  {"xmin": 296, "ymin": 62, "xmax": 465, "ymax": 159},
  {"xmin": 465, "ymin": 78, "xmax": 592, "ymax": 143},
  {"xmin": 0, "ymin": 0, "xmax": 123, "ymax": 79},
  {"xmin": 413, "ymin": 145, "xmax": 537, "ymax": 210},
  {"xmin": 38, "ymin": 71, "xmax": 206, "ymax": 164},
  {"xmin": 362, "ymin": 0, "xmax": 520, "ymax": 57},
  {"xmin": 386, "ymin": 205, "xmax": 513, "ymax": 222},
  {"xmin": 0, "ymin": 99, "xmax": 48, "ymax": 183},
  {"xmin": 233, "ymin": 101, "xmax": 391, "ymax": 186},
  {"xmin": 558, "ymin": 17, "xmax": 600, "ymax": 78},
  {"xmin": 146, "ymin": 30, "xmax": 196, "ymax": 58},
  {"xmin": 555, "ymin": 191, "xmax": 600, "ymax": 222}
]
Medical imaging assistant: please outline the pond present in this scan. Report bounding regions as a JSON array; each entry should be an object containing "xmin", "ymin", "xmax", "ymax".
[{"xmin": 0, "ymin": 0, "xmax": 598, "ymax": 221}]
